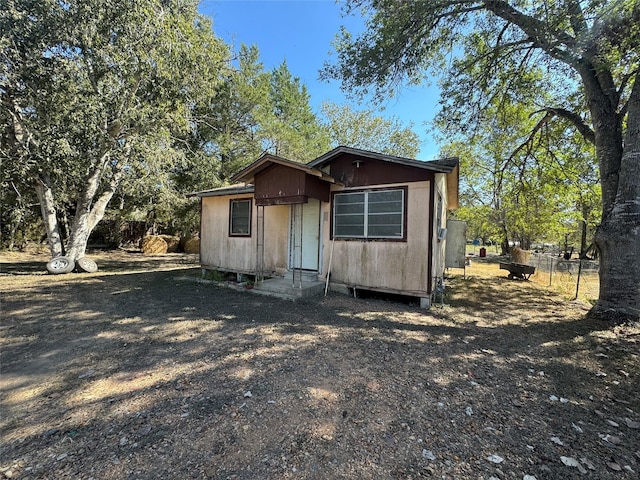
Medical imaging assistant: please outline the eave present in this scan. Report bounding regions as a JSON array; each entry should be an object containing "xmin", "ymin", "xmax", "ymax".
[
  {"xmin": 231, "ymin": 153, "xmax": 338, "ymax": 184},
  {"xmin": 308, "ymin": 146, "xmax": 459, "ymax": 174}
]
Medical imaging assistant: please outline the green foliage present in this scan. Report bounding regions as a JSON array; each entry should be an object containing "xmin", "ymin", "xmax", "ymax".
[
  {"xmin": 441, "ymin": 95, "xmax": 601, "ymax": 252},
  {"xmin": 167, "ymin": 50, "xmax": 333, "ymax": 233},
  {"xmin": 1, "ymin": 0, "xmax": 232, "ymax": 249},
  {"xmin": 324, "ymin": 1, "xmax": 639, "ymax": 115},
  {"xmin": 453, "ymin": 204, "xmax": 501, "ymax": 245},
  {"xmin": 1, "ymin": 2, "xmax": 333, "ymax": 246},
  {"xmin": 320, "ymin": 102, "xmax": 420, "ymax": 157},
  {"xmin": 202, "ymin": 269, "xmax": 227, "ymax": 282},
  {"xmin": 324, "ymin": 2, "xmax": 640, "ymax": 320},
  {"xmin": 260, "ymin": 61, "xmax": 331, "ymax": 162},
  {"xmin": 171, "ymin": 44, "xmax": 272, "ymax": 194}
]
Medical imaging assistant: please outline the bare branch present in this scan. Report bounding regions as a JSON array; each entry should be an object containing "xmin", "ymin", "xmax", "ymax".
[
  {"xmin": 483, "ymin": 0, "xmax": 579, "ymax": 66},
  {"xmin": 531, "ymin": 107, "xmax": 596, "ymax": 144},
  {"xmin": 566, "ymin": 0, "xmax": 588, "ymax": 38}
]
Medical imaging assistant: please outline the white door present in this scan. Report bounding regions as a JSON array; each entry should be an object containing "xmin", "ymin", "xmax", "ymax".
[{"xmin": 290, "ymin": 199, "xmax": 320, "ymax": 271}]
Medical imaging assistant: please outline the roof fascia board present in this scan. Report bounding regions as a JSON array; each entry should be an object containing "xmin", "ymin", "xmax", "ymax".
[
  {"xmin": 190, "ymin": 185, "xmax": 255, "ymax": 198},
  {"xmin": 309, "ymin": 146, "xmax": 458, "ymax": 173},
  {"xmin": 231, "ymin": 154, "xmax": 336, "ymax": 184}
]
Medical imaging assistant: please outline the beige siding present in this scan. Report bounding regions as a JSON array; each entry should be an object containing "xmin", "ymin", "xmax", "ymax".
[
  {"xmin": 262, "ymin": 205, "xmax": 290, "ymax": 273},
  {"xmin": 200, "ymin": 195, "xmax": 289, "ymax": 274},
  {"xmin": 431, "ymin": 173, "xmax": 448, "ymax": 288},
  {"xmin": 321, "ymin": 181, "xmax": 431, "ymax": 295}
]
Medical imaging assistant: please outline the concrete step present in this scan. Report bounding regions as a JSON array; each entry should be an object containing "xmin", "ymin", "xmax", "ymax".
[
  {"xmin": 254, "ymin": 277, "xmax": 325, "ymax": 300},
  {"xmin": 283, "ymin": 270, "xmax": 319, "ymax": 283}
]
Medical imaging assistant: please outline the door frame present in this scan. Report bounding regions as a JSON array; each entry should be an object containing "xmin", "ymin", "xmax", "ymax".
[{"xmin": 288, "ymin": 199, "xmax": 322, "ymax": 272}]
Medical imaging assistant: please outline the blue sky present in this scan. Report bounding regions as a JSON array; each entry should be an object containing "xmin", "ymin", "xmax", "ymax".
[{"xmin": 198, "ymin": 0, "xmax": 442, "ymax": 160}]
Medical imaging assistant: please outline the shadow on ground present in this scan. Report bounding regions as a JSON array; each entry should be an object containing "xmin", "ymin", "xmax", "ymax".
[{"xmin": 1, "ymin": 254, "xmax": 638, "ymax": 480}]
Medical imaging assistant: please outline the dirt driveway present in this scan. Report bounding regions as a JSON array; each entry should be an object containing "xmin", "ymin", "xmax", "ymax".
[{"xmin": 1, "ymin": 251, "xmax": 638, "ymax": 479}]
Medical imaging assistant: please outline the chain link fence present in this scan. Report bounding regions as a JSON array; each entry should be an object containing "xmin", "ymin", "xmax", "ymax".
[{"xmin": 527, "ymin": 254, "xmax": 599, "ymax": 303}]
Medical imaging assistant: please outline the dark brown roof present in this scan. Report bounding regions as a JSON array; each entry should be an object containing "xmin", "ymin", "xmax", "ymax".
[
  {"xmin": 231, "ymin": 153, "xmax": 336, "ymax": 184},
  {"xmin": 308, "ymin": 146, "xmax": 458, "ymax": 173},
  {"xmin": 190, "ymin": 148, "xmax": 459, "ymax": 200}
]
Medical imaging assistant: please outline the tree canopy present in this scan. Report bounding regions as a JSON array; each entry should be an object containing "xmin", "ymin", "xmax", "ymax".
[
  {"xmin": 437, "ymin": 67, "xmax": 601, "ymax": 256},
  {"xmin": 1, "ymin": 0, "xmax": 433, "ymax": 256},
  {"xmin": 324, "ymin": 0, "xmax": 640, "ymax": 321},
  {"xmin": 2, "ymin": 0, "xmax": 231, "ymax": 258},
  {"xmin": 260, "ymin": 61, "xmax": 331, "ymax": 162},
  {"xmin": 320, "ymin": 102, "xmax": 421, "ymax": 158}
]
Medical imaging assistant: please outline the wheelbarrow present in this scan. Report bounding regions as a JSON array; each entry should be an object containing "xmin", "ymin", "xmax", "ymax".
[{"xmin": 499, "ymin": 262, "xmax": 536, "ymax": 280}]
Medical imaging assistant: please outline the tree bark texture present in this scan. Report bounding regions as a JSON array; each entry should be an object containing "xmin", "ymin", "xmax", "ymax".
[
  {"xmin": 66, "ymin": 160, "xmax": 123, "ymax": 261},
  {"xmin": 33, "ymin": 150, "xmax": 124, "ymax": 262},
  {"xmin": 579, "ymin": 202, "xmax": 589, "ymax": 259},
  {"xmin": 480, "ymin": 0, "xmax": 639, "ymax": 321},
  {"xmin": 591, "ymin": 73, "xmax": 640, "ymax": 322},
  {"xmin": 34, "ymin": 176, "xmax": 63, "ymax": 257}
]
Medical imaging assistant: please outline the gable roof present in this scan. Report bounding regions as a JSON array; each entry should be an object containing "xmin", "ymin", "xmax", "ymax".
[
  {"xmin": 231, "ymin": 153, "xmax": 337, "ymax": 184},
  {"xmin": 189, "ymin": 148, "xmax": 460, "ymax": 204},
  {"xmin": 308, "ymin": 146, "xmax": 459, "ymax": 173}
]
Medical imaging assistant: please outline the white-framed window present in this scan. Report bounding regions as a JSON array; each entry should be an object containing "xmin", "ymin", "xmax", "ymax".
[
  {"xmin": 229, "ymin": 199, "xmax": 252, "ymax": 236},
  {"xmin": 333, "ymin": 188, "xmax": 405, "ymax": 239}
]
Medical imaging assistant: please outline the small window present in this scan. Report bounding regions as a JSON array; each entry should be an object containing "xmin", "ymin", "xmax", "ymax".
[
  {"xmin": 229, "ymin": 199, "xmax": 252, "ymax": 236},
  {"xmin": 333, "ymin": 189, "xmax": 405, "ymax": 239}
]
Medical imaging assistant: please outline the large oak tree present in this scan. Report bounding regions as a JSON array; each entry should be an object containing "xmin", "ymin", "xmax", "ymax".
[
  {"xmin": 2, "ymin": 0, "xmax": 229, "ymax": 261},
  {"xmin": 320, "ymin": 101, "xmax": 421, "ymax": 157},
  {"xmin": 324, "ymin": 0, "xmax": 639, "ymax": 322}
]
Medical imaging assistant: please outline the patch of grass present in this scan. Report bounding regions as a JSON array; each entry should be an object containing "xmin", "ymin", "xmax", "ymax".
[{"xmin": 202, "ymin": 269, "xmax": 227, "ymax": 282}]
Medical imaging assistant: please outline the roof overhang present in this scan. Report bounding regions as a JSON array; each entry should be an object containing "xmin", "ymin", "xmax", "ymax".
[
  {"xmin": 231, "ymin": 153, "xmax": 337, "ymax": 184},
  {"xmin": 309, "ymin": 146, "xmax": 459, "ymax": 174},
  {"xmin": 189, "ymin": 184, "xmax": 255, "ymax": 198},
  {"xmin": 446, "ymin": 163, "xmax": 460, "ymax": 209}
]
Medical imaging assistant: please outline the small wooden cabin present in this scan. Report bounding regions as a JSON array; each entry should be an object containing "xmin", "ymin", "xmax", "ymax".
[{"xmin": 193, "ymin": 146, "xmax": 459, "ymax": 307}]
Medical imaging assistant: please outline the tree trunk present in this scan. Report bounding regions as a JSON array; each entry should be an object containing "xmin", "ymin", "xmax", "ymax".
[
  {"xmin": 590, "ymin": 74, "xmax": 640, "ymax": 323},
  {"xmin": 34, "ymin": 148, "xmax": 124, "ymax": 262},
  {"xmin": 59, "ymin": 209, "xmax": 71, "ymax": 247},
  {"xmin": 7, "ymin": 183, "xmax": 25, "ymax": 251},
  {"xmin": 500, "ymin": 231, "xmax": 509, "ymax": 256},
  {"xmin": 579, "ymin": 202, "xmax": 589, "ymax": 259},
  {"xmin": 66, "ymin": 165, "xmax": 123, "ymax": 261},
  {"xmin": 593, "ymin": 195, "xmax": 640, "ymax": 322},
  {"xmin": 34, "ymin": 175, "xmax": 63, "ymax": 257}
]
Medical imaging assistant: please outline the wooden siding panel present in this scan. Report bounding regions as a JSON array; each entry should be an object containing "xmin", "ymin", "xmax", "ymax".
[
  {"xmin": 431, "ymin": 173, "xmax": 448, "ymax": 289},
  {"xmin": 201, "ymin": 195, "xmax": 254, "ymax": 272},
  {"xmin": 304, "ymin": 174, "xmax": 331, "ymax": 202},
  {"xmin": 328, "ymin": 153, "xmax": 433, "ymax": 187},
  {"xmin": 446, "ymin": 163, "xmax": 460, "ymax": 209},
  {"xmin": 200, "ymin": 196, "xmax": 289, "ymax": 274},
  {"xmin": 257, "ymin": 195, "xmax": 307, "ymax": 206},
  {"xmin": 254, "ymin": 164, "xmax": 330, "ymax": 204},
  {"xmin": 254, "ymin": 164, "xmax": 305, "ymax": 202},
  {"xmin": 320, "ymin": 181, "xmax": 431, "ymax": 295}
]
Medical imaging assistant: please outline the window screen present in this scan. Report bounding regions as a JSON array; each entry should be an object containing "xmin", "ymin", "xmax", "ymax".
[
  {"xmin": 230, "ymin": 199, "xmax": 251, "ymax": 236},
  {"xmin": 333, "ymin": 189, "xmax": 404, "ymax": 239}
]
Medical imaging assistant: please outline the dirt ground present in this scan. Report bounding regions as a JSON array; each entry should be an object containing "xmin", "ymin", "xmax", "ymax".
[{"xmin": 1, "ymin": 250, "xmax": 639, "ymax": 480}]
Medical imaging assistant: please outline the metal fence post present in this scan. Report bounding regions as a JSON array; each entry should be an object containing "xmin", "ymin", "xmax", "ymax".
[{"xmin": 574, "ymin": 259, "xmax": 583, "ymax": 300}]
